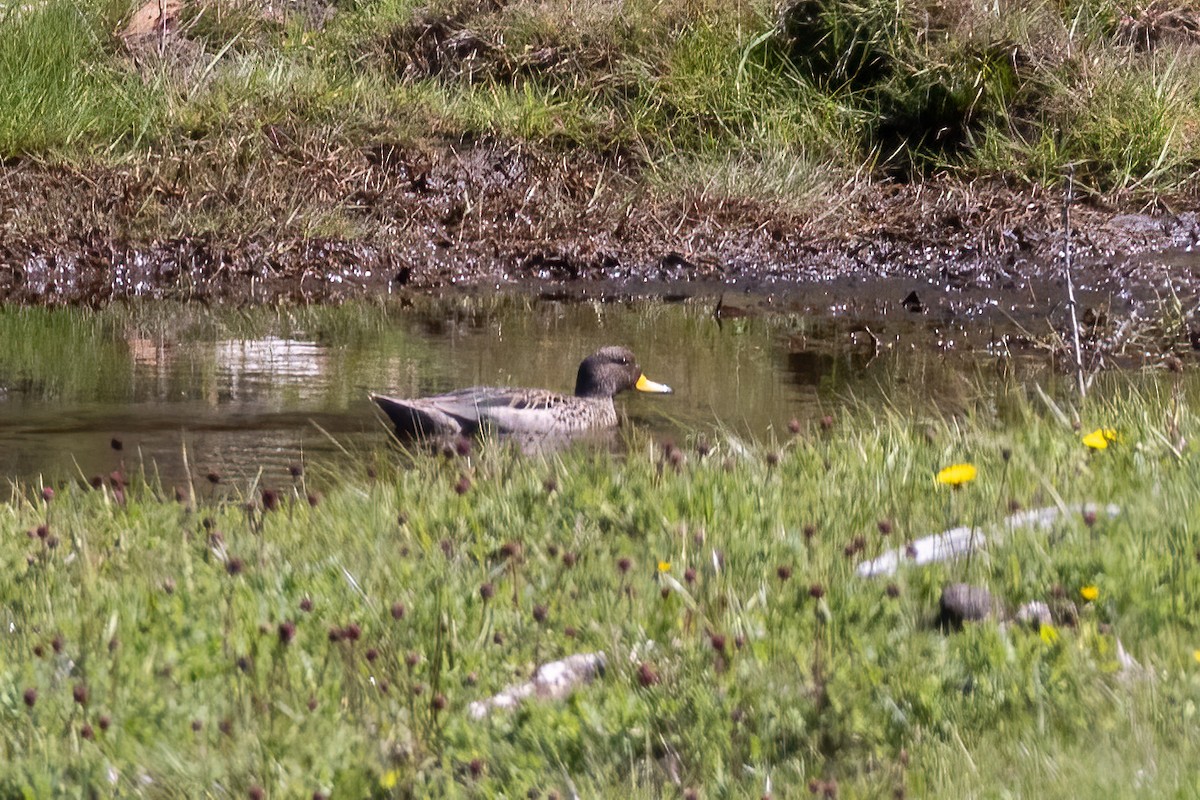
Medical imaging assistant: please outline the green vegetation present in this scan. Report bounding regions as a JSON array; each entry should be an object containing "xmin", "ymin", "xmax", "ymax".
[
  {"xmin": 2, "ymin": 0, "xmax": 1199, "ymax": 234},
  {"xmin": 3, "ymin": 374, "xmax": 1200, "ymax": 796}
]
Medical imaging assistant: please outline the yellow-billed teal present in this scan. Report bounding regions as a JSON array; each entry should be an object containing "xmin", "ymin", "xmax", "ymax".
[{"xmin": 371, "ymin": 346, "xmax": 672, "ymax": 437}]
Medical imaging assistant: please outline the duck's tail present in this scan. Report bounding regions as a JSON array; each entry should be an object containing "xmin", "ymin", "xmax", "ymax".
[{"xmin": 370, "ymin": 394, "xmax": 463, "ymax": 438}]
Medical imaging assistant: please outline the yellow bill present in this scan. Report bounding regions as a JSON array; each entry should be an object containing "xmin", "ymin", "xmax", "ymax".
[{"xmin": 635, "ymin": 374, "xmax": 673, "ymax": 394}]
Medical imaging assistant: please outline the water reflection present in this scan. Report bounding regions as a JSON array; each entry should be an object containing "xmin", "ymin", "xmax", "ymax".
[{"xmin": 0, "ymin": 298, "xmax": 1049, "ymax": 484}]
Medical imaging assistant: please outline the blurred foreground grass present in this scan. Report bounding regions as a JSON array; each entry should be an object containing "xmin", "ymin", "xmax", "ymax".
[{"xmin": 3, "ymin": 378, "xmax": 1200, "ymax": 797}]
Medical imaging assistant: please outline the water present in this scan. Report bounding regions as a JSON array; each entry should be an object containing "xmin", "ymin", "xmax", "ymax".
[{"xmin": 0, "ymin": 297, "xmax": 1050, "ymax": 486}]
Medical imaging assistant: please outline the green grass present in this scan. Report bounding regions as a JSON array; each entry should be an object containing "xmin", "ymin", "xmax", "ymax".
[
  {"xmin": 0, "ymin": 2, "xmax": 164, "ymax": 155},
  {"xmin": 3, "ymin": 376, "xmax": 1200, "ymax": 796},
  {"xmin": 3, "ymin": 0, "xmax": 1199, "ymax": 225}
]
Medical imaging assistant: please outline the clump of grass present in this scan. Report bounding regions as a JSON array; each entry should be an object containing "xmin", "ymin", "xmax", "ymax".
[
  {"xmin": 974, "ymin": 43, "xmax": 1200, "ymax": 192},
  {"xmin": 3, "ymin": 374, "xmax": 1200, "ymax": 795},
  {"xmin": 0, "ymin": 1, "xmax": 164, "ymax": 156}
]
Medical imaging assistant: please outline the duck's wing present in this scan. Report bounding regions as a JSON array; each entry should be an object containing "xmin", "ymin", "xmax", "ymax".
[
  {"xmin": 435, "ymin": 388, "xmax": 598, "ymax": 434},
  {"xmin": 373, "ymin": 387, "xmax": 609, "ymax": 437}
]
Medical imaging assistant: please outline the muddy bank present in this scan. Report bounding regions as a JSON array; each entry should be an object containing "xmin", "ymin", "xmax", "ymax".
[{"xmin": 3, "ymin": 139, "xmax": 1200, "ymax": 316}]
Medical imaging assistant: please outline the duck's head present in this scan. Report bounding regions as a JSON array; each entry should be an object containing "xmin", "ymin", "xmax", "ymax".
[{"xmin": 575, "ymin": 346, "xmax": 673, "ymax": 399}]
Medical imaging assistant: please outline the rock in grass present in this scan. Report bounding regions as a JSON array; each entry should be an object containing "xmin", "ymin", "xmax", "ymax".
[
  {"xmin": 938, "ymin": 583, "xmax": 1000, "ymax": 628},
  {"xmin": 467, "ymin": 652, "xmax": 606, "ymax": 720},
  {"xmin": 855, "ymin": 504, "xmax": 1121, "ymax": 578},
  {"xmin": 1015, "ymin": 601, "xmax": 1054, "ymax": 628}
]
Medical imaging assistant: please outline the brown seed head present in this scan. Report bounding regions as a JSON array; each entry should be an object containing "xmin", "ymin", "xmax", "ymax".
[{"xmin": 637, "ymin": 662, "xmax": 660, "ymax": 687}]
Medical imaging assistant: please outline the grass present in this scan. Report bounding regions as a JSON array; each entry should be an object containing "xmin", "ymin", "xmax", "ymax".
[
  {"xmin": 2, "ymin": 0, "xmax": 1199, "ymax": 240},
  {"xmin": 0, "ymin": 2, "xmax": 163, "ymax": 154},
  {"xmin": 3, "ymin": 371, "xmax": 1200, "ymax": 796}
]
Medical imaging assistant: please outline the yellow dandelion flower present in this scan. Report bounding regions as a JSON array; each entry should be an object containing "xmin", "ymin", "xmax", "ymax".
[
  {"xmin": 1194, "ymin": 649, "xmax": 1200, "ymax": 664},
  {"xmin": 1082, "ymin": 428, "xmax": 1119, "ymax": 450},
  {"xmin": 936, "ymin": 463, "xmax": 977, "ymax": 486},
  {"xmin": 381, "ymin": 770, "xmax": 400, "ymax": 789},
  {"xmin": 657, "ymin": 561, "xmax": 671, "ymax": 573},
  {"xmin": 1039, "ymin": 623, "xmax": 1060, "ymax": 645},
  {"xmin": 1080, "ymin": 585, "xmax": 1099, "ymax": 602}
]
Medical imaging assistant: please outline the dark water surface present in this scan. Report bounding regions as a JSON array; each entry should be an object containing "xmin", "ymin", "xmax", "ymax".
[{"xmin": 0, "ymin": 296, "xmax": 1050, "ymax": 486}]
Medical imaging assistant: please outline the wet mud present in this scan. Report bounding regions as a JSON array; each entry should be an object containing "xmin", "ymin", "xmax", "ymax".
[{"xmin": 3, "ymin": 139, "xmax": 1200, "ymax": 332}]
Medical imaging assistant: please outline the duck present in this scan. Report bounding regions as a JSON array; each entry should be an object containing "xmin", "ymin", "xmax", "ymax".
[{"xmin": 371, "ymin": 346, "xmax": 672, "ymax": 438}]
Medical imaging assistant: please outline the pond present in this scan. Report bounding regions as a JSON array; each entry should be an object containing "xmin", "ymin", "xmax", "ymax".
[{"xmin": 0, "ymin": 294, "xmax": 1056, "ymax": 486}]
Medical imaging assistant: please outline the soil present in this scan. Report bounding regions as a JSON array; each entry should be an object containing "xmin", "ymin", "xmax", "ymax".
[{"xmin": 3, "ymin": 137, "xmax": 1200, "ymax": 327}]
